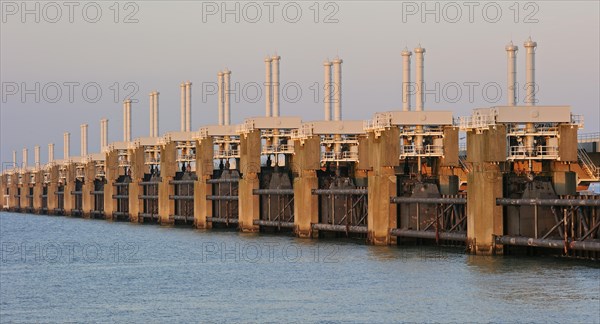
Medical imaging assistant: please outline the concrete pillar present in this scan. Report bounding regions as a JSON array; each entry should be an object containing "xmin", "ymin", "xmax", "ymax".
[
  {"xmin": 414, "ymin": 46, "xmax": 425, "ymax": 111},
  {"xmin": 19, "ymin": 171, "xmax": 29, "ymax": 211},
  {"xmin": 159, "ymin": 142, "xmax": 176, "ymax": 225},
  {"xmin": 8, "ymin": 173, "xmax": 18, "ymax": 210},
  {"xmin": 238, "ymin": 130, "xmax": 261, "ymax": 232},
  {"xmin": 292, "ymin": 136, "xmax": 321, "ymax": 238},
  {"xmin": 81, "ymin": 124, "xmax": 88, "ymax": 157},
  {"xmin": 401, "ymin": 49, "xmax": 412, "ymax": 111},
  {"xmin": 64, "ymin": 132, "xmax": 70, "ymax": 160},
  {"xmin": 104, "ymin": 150, "xmax": 119, "ymax": 220},
  {"xmin": 195, "ymin": 138, "xmax": 214, "ymax": 229},
  {"xmin": 128, "ymin": 146, "xmax": 146, "ymax": 223},
  {"xmin": 81, "ymin": 161, "xmax": 95, "ymax": 218},
  {"xmin": 0, "ymin": 174, "xmax": 6, "ymax": 210},
  {"xmin": 46, "ymin": 165, "xmax": 58, "ymax": 213},
  {"xmin": 465, "ymin": 126, "xmax": 506, "ymax": 255},
  {"xmin": 63, "ymin": 164, "xmax": 75, "ymax": 216},
  {"xmin": 505, "ymin": 42, "xmax": 518, "ymax": 106},
  {"xmin": 153, "ymin": 92, "xmax": 159, "ymax": 137},
  {"xmin": 367, "ymin": 127, "xmax": 400, "ymax": 245}
]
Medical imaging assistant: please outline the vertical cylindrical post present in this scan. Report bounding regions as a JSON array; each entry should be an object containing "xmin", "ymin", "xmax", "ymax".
[
  {"xmin": 323, "ymin": 60, "xmax": 332, "ymax": 121},
  {"xmin": 80, "ymin": 123, "xmax": 88, "ymax": 157},
  {"xmin": 185, "ymin": 81, "xmax": 192, "ymax": 131},
  {"xmin": 505, "ymin": 42, "xmax": 518, "ymax": 106},
  {"xmin": 100, "ymin": 118, "xmax": 108, "ymax": 151},
  {"xmin": 524, "ymin": 38, "xmax": 537, "ymax": 157},
  {"xmin": 64, "ymin": 132, "xmax": 70, "ymax": 160},
  {"xmin": 401, "ymin": 48, "xmax": 412, "ymax": 111},
  {"xmin": 224, "ymin": 70, "xmax": 231, "ymax": 125},
  {"xmin": 48, "ymin": 143, "xmax": 54, "ymax": 164},
  {"xmin": 264, "ymin": 57, "xmax": 272, "ymax": 117},
  {"xmin": 149, "ymin": 92, "xmax": 154, "ymax": 137},
  {"xmin": 125, "ymin": 99, "xmax": 132, "ymax": 141},
  {"xmin": 414, "ymin": 46, "xmax": 425, "ymax": 111},
  {"xmin": 180, "ymin": 82, "xmax": 186, "ymax": 131},
  {"xmin": 154, "ymin": 91, "xmax": 159, "ymax": 137},
  {"xmin": 524, "ymin": 37, "xmax": 537, "ymax": 106},
  {"xmin": 123, "ymin": 100, "xmax": 128, "ymax": 141},
  {"xmin": 332, "ymin": 57, "xmax": 343, "ymax": 121},
  {"xmin": 218, "ymin": 72, "xmax": 224, "ymax": 125},
  {"xmin": 12, "ymin": 150, "xmax": 17, "ymax": 169},
  {"xmin": 34, "ymin": 145, "xmax": 40, "ymax": 169},
  {"xmin": 22, "ymin": 148, "xmax": 28, "ymax": 169},
  {"xmin": 272, "ymin": 55, "xmax": 280, "ymax": 117}
]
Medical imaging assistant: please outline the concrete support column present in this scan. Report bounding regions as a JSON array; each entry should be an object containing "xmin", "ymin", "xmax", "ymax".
[
  {"xmin": 238, "ymin": 130, "xmax": 261, "ymax": 232},
  {"xmin": 64, "ymin": 165, "xmax": 75, "ymax": 216},
  {"xmin": 366, "ymin": 127, "xmax": 400, "ymax": 245},
  {"xmin": 81, "ymin": 162, "xmax": 95, "ymax": 218},
  {"xmin": 0, "ymin": 175, "xmax": 6, "ymax": 210},
  {"xmin": 128, "ymin": 146, "xmax": 145, "ymax": 223},
  {"xmin": 292, "ymin": 136, "xmax": 321, "ymax": 238},
  {"xmin": 159, "ymin": 142, "xmax": 176, "ymax": 225},
  {"xmin": 46, "ymin": 166, "xmax": 58, "ymax": 213},
  {"xmin": 8, "ymin": 174, "xmax": 18, "ymax": 210},
  {"xmin": 465, "ymin": 127, "xmax": 506, "ymax": 255},
  {"xmin": 19, "ymin": 172, "xmax": 29, "ymax": 211},
  {"xmin": 195, "ymin": 139, "xmax": 214, "ymax": 229},
  {"xmin": 104, "ymin": 150, "xmax": 119, "ymax": 220}
]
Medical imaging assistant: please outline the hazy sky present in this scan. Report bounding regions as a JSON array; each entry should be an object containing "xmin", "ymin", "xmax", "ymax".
[{"xmin": 1, "ymin": 1, "xmax": 599, "ymax": 166}]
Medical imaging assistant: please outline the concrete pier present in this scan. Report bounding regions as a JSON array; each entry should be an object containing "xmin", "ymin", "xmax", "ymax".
[{"xmin": 238, "ymin": 130, "xmax": 261, "ymax": 232}]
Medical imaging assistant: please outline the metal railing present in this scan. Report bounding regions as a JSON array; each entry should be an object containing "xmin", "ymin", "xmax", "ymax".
[
  {"xmin": 578, "ymin": 132, "xmax": 600, "ymax": 144},
  {"xmin": 262, "ymin": 144, "xmax": 294, "ymax": 154},
  {"xmin": 321, "ymin": 151, "xmax": 359, "ymax": 162},
  {"xmin": 578, "ymin": 147, "xmax": 600, "ymax": 180},
  {"xmin": 214, "ymin": 150, "xmax": 240, "ymax": 159},
  {"xmin": 508, "ymin": 145, "xmax": 559, "ymax": 160},
  {"xmin": 400, "ymin": 145, "xmax": 444, "ymax": 157}
]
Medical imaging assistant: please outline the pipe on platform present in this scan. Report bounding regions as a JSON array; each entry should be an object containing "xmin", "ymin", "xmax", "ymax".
[
  {"xmin": 524, "ymin": 37, "xmax": 537, "ymax": 106},
  {"xmin": 12, "ymin": 150, "xmax": 17, "ymax": 168},
  {"xmin": 218, "ymin": 72, "xmax": 224, "ymax": 125},
  {"xmin": 390, "ymin": 228, "xmax": 467, "ymax": 241},
  {"xmin": 496, "ymin": 198, "xmax": 600, "ymax": 207},
  {"xmin": 149, "ymin": 92, "xmax": 154, "ymax": 137},
  {"xmin": 390, "ymin": 197, "xmax": 467, "ymax": 205},
  {"xmin": 505, "ymin": 42, "xmax": 518, "ymax": 106},
  {"xmin": 272, "ymin": 55, "xmax": 280, "ymax": 117},
  {"xmin": 224, "ymin": 70, "xmax": 231, "ymax": 126},
  {"xmin": 180, "ymin": 82, "xmax": 186, "ymax": 131},
  {"xmin": 414, "ymin": 45, "xmax": 425, "ymax": 111},
  {"xmin": 80, "ymin": 123, "xmax": 88, "ymax": 157},
  {"xmin": 264, "ymin": 57, "xmax": 272, "ymax": 117},
  {"xmin": 495, "ymin": 235, "xmax": 600, "ymax": 252},
  {"xmin": 48, "ymin": 144, "xmax": 54, "ymax": 164},
  {"xmin": 100, "ymin": 119, "xmax": 108, "ymax": 151},
  {"xmin": 323, "ymin": 60, "xmax": 332, "ymax": 121},
  {"xmin": 63, "ymin": 132, "xmax": 70, "ymax": 160},
  {"xmin": 123, "ymin": 100, "xmax": 131, "ymax": 142},
  {"xmin": 154, "ymin": 91, "xmax": 159, "ymax": 137},
  {"xmin": 22, "ymin": 148, "xmax": 28, "ymax": 169},
  {"xmin": 185, "ymin": 81, "xmax": 192, "ymax": 131},
  {"xmin": 401, "ymin": 48, "xmax": 412, "ymax": 111},
  {"xmin": 332, "ymin": 57, "xmax": 342, "ymax": 121},
  {"xmin": 34, "ymin": 145, "xmax": 40, "ymax": 169}
]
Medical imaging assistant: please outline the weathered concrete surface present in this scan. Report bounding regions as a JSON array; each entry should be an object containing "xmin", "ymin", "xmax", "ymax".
[
  {"xmin": 239, "ymin": 130, "xmax": 261, "ymax": 232},
  {"xmin": 81, "ymin": 162, "xmax": 95, "ymax": 218},
  {"xmin": 128, "ymin": 146, "xmax": 146, "ymax": 223},
  {"xmin": 104, "ymin": 150, "xmax": 118, "ymax": 220},
  {"xmin": 64, "ymin": 165, "xmax": 75, "ymax": 216},
  {"xmin": 194, "ymin": 139, "xmax": 214, "ymax": 229},
  {"xmin": 292, "ymin": 135, "xmax": 321, "ymax": 238},
  {"xmin": 33, "ymin": 171, "xmax": 43, "ymax": 213},
  {"xmin": 159, "ymin": 142, "xmax": 176, "ymax": 225},
  {"xmin": 367, "ymin": 127, "xmax": 399, "ymax": 245},
  {"xmin": 466, "ymin": 129, "xmax": 505, "ymax": 255}
]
